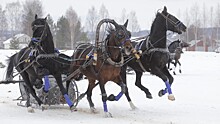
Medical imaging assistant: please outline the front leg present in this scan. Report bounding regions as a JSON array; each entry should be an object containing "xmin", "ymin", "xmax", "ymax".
[
  {"xmin": 177, "ymin": 60, "xmax": 182, "ymax": 73},
  {"xmin": 99, "ymin": 82, "xmax": 112, "ymax": 118}
]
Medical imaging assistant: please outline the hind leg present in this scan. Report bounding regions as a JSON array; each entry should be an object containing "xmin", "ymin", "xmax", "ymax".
[
  {"xmin": 135, "ymin": 70, "xmax": 152, "ymax": 99},
  {"xmin": 54, "ymin": 74, "xmax": 75, "ymax": 111},
  {"xmin": 151, "ymin": 66, "xmax": 175, "ymax": 101}
]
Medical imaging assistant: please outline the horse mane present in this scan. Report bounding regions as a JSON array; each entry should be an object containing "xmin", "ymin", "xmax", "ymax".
[
  {"xmin": 149, "ymin": 13, "xmax": 160, "ymax": 36},
  {"xmin": 107, "ymin": 24, "xmax": 116, "ymax": 35}
]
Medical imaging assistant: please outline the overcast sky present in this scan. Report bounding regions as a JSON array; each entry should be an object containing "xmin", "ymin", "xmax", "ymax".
[{"xmin": 1, "ymin": 0, "xmax": 219, "ymax": 30}]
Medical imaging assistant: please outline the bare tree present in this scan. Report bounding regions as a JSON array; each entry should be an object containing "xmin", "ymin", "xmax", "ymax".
[
  {"xmin": 0, "ymin": 5, "xmax": 8, "ymax": 40},
  {"xmin": 22, "ymin": 0, "xmax": 44, "ymax": 36},
  {"xmin": 99, "ymin": 4, "xmax": 109, "ymax": 34},
  {"xmin": 202, "ymin": 3, "xmax": 207, "ymax": 50},
  {"xmin": 120, "ymin": 8, "xmax": 127, "ymax": 24},
  {"xmin": 128, "ymin": 11, "xmax": 140, "ymax": 33},
  {"xmin": 5, "ymin": 1, "xmax": 22, "ymax": 36},
  {"xmin": 215, "ymin": 3, "xmax": 220, "ymax": 48},
  {"xmin": 99, "ymin": 4, "xmax": 109, "ymax": 20},
  {"xmin": 183, "ymin": 8, "xmax": 190, "ymax": 42},
  {"xmin": 210, "ymin": 6, "xmax": 214, "ymax": 49},
  {"xmin": 190, "ymin": 3, "xmax": 201, "ymax": 41},
  {"xmin": 66, "ymin": 7, "xmax": 79, "ymax": 49},
  {"xmin": 85, "ymin": 6, "xmax": 98, "ymax": 41}
]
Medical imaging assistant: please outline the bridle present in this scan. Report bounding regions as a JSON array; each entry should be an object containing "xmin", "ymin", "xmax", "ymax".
[
  {"xmin": 159, "ymin": 12, "xmax": 183, "ymax": 30},
  {"xmin": 31, "ymin": 20, "xmax": 47, "ymax": 44},
  {"xmin": 114, "ymin": 26, "xmax": 131, "ymax": 47}
]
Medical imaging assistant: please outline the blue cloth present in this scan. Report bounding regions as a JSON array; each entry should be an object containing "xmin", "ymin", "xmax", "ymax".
[
  {"xmin": 103, "ymin": 101, "xmax": 108, "ymax": 112},
  {"xmin": 115, "ymin": 92, "xmax": 123, "ymax": 101},
  {"xmin": 31, "ymin": 38, "xmax": 41, "ymax": 42},
  {"xmin": 43, "ymin": 76, "xmax": 50, "ymax": 92},
  {"xmin": 54, "ymin": 48, "xmax": 60, "ymax": 53},
  {"xmin": 64, "ymin": 94, "xmax": 73, "ymax": 107},
  {"xmin": 165, "ymin": 81, "xmax": 172, "ymax": 94}
]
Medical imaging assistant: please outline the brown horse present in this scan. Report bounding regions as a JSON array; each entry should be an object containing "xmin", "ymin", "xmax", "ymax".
[{"xmin": 70, "ymin": 19, "xmax": 135, "ymax": 117}]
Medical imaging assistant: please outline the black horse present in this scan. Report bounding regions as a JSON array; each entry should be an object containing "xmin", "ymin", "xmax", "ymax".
[
  {"xmin": 70, "ymin": 19, "xmax": 135, "ymax": 117},
  {"xmin": 168, "ymin": 39, "xmax": 190, "ymax": 75},
  {"xmin": 121, "ymin": 6, "xmax": 187, "ymax": 102},
  {"xmin": 6, "ymin": 15, "xmax": 74, "ymax": 112}
]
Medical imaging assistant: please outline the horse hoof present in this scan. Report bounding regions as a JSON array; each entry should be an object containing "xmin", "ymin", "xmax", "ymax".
[
  {"xmin": 179, "ymin": 70, "xmax": 182, "ymax": 73},
  {"xmin": 158, "ymin": 90, "xmax": 165, "ymax": 97},
  {"xmin": 107, "ymin": 94, "xmax": 115, "ymax": 101},
  {"xmin": 90, "ymin": 107, "xmax": 97, "ymax": 113},
  {"xmin": 104, "ymin": 112, "xmax": 113, "ymax": 118},
  {"xmin": 173, "ymin": 72, "xmax": 176, "ymax": 75},
  {"xmin": 41, "ymin": 105, "xmax": 49, "ymax": 111},
  {"xmin": 168, "ymin": 94, "xmax": 175, "ymax": 101},
  {"xmin": 129, "ymin": 101, "xmax": 137, "ymax": 110},
  {"xmin": 146, "ymin": 94, "xmax": 153, "ymax": 99},
  {"xmin": 70, "ymin": 106, "xmax": 77, "ymax": 112},
  {"xmin": 27, "ymin": 107, "xmax": 35, "ymax": 113}
]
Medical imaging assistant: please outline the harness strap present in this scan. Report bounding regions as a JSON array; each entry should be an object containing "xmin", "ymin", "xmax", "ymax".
[
  {"xmin": 136, "ymin": 59, "xmax": 147, "ymax": 72},
  {"xmin": 36, "ymin": 53, "xmax": 59, "ymax": 60},
  {"xmin": 148, "ymin": 48, "xmax": 168, "ymax": 54}
]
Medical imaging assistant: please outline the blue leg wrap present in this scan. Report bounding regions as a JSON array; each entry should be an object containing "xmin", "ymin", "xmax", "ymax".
[
  {"xmin": 115, "ymin": 92, "xmax": 123, "ymax": 101},
  {"xmin": 103, "ymin": 101, "xmax": 108, "ymax": 112},
  {"xmin": 43, "ymin": 76, "xmax": 50, "ymax": 92},
  {"xmin": 165, "ymin": 81, "xmax": 172, "ymax": 94},
  {"xmin": 163, "ymin": 88, "xmax": 168, "ymax": 94},
  {"xmin": 64, "ymin": 94, "xmax": 73, "ymax": 107}
]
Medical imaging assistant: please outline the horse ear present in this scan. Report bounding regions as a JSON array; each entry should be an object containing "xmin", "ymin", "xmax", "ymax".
[
  {"xmin": 124, "ymin": 19, "xmax": 128, "ymax": 28},
  {"xmin": 162, "ymin": 6, "xmax": 167, "ymax": 14},
  {"xmin": 44, "ymin": 17, "xmax": 47, "ymax": 21},
  {"xmin": 35, "ymin": 14, "xmax": 38, "ymax": 19}
]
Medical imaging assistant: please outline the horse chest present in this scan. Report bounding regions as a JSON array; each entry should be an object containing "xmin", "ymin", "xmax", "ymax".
[{"xmin": 98, "ymin": 65, "xmax": 120, "ymax": 79}]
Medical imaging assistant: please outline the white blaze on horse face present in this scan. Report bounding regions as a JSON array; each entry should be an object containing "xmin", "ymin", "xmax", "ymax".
[{"xmin": 124, "ymin": 48, "xmax": 131, "ymax": 56}]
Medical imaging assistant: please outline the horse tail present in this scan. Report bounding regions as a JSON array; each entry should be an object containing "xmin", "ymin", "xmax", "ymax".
[{"xmin": 6, "ymin": 53, "xmax": 17, "ymax": 81}]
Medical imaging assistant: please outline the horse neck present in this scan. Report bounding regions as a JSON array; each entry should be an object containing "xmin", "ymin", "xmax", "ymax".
[
  {"xmin": 149, "ymin": 17, "xmax": 167, "ymax": 48},
  {"xmin": 168, "ymin": 42, "xmax": 180, "ymax": 53},
  {"xmin": 41, "ymin": 25, "xmax": 55, "ymax": 54},
  {"xmin": 107, "ymin": 37, "xmax": 121, "ymax": 61}
]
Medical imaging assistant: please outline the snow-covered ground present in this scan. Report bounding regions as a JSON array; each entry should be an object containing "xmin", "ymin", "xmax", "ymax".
[{"xmin": 0, "ymin": 50, "xmax": 220, "ymax": 124}]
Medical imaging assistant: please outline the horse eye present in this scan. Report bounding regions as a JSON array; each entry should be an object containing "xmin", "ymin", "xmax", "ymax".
[{"xmin": 117, "ymin": 31, "xmax": 125, "ymax": 39}]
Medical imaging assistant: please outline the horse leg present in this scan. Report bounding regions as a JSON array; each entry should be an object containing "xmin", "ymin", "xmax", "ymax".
[
  {"xmin": 135, "ymin": 70, "xmax": 152, "ymax": 99},
  {"xmin": 99, "ymin": 81, "xmax": 112, "ymax": 117},
  {"xmin": 177, "ymin": 60, "xmax": 182, "ymax": 73},
  {"xmin": 20, "ymin": 73, "xmax": 42, "ymax": 112},
  {"xmin": 120, "ymin": 65, "xmax": 136, "ymax": 109},
  {"xmin": 172, "ymin": 60, "xmax": 177, "ymax": 75},
  {"xmin": 54, "ymin": 74, "xmax": 75, "ymax": 111},
  {"xmin": 151, "ymin": 67, "xmax": 175, "ymax": 101},
  {"xmin": 86, "ymin": 78, "xmax": 96, "ymax": 112}
]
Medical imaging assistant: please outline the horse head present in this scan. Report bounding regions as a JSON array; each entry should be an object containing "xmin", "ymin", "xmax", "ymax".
[
  {"xmin": 109, "ymin": 19, "xmax": 133, "ymax": 56},
  {"xmin": 159, "ymin": 6, "xmax": 186, "ymax": 34},
  {"xmin": 30, "ymin": 14, "xmax": 54, "ymax": 53},
  {"xmin": 96, "ymin": 19, "xmax": 133, "ymax": 57},
  {"xmin": 180, "ymin": 40, "xmax": 190, "ymax": 48},
  {"xmin": 149, "ymin": 6, "xmax": 187, "ymax": 48}
]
